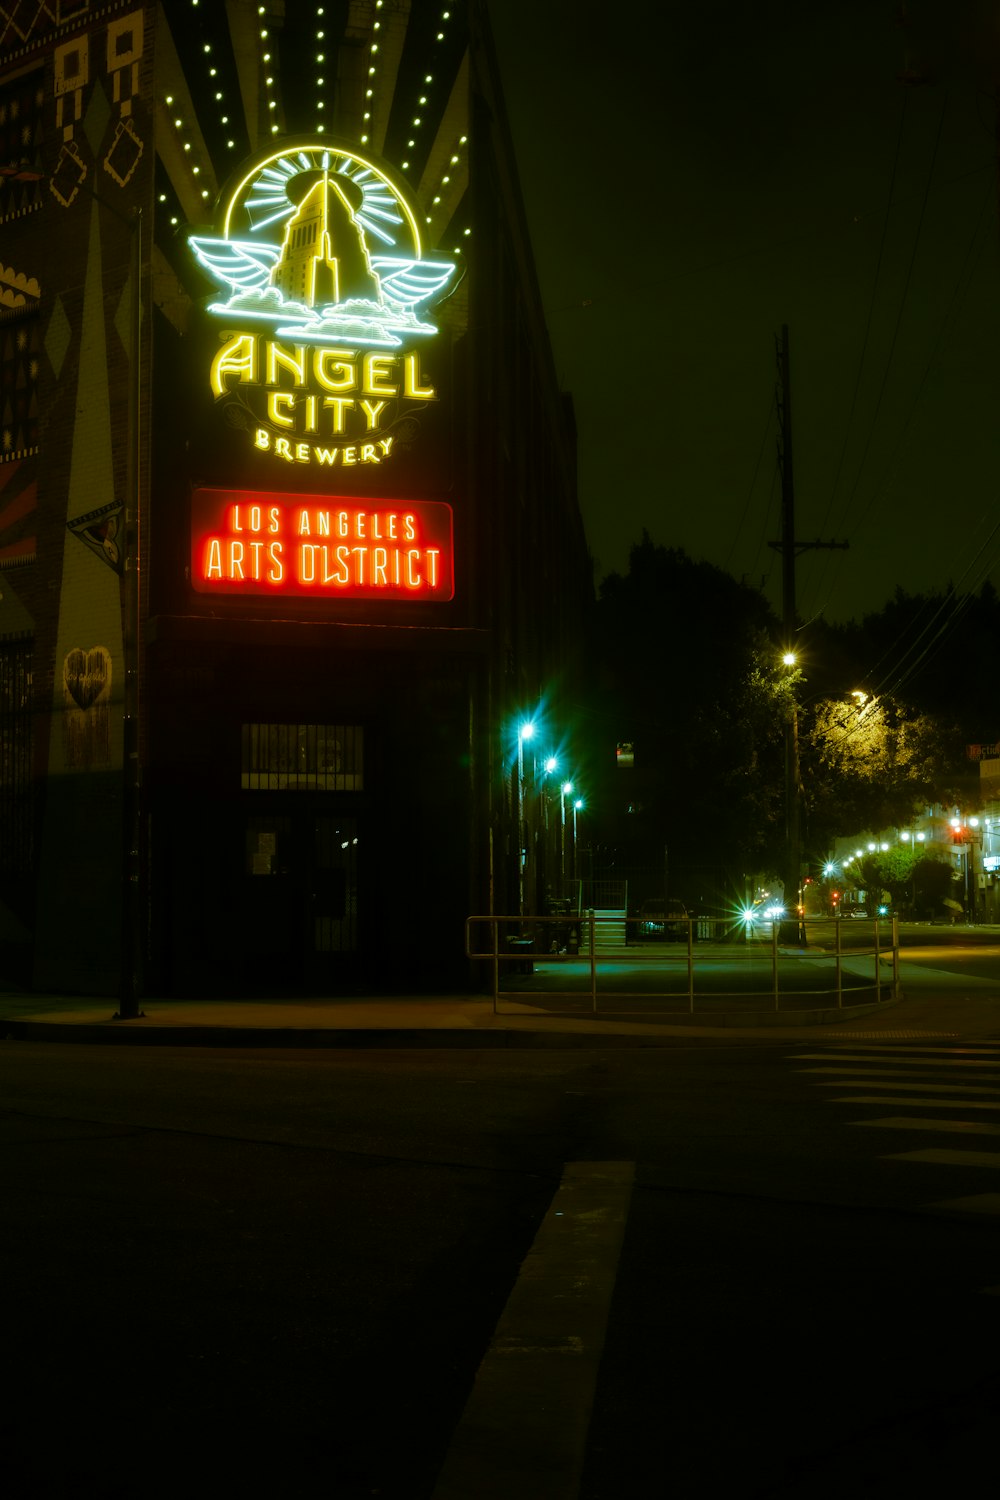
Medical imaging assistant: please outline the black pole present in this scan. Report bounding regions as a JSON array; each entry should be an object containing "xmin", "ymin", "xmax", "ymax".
[
  {"xmin": 777, "ymin": 326, "xmax": 803, "ymax": 946},
  {"xmin": 117, "ymin": 207, "xmax": 144, "ymax": 1018}
]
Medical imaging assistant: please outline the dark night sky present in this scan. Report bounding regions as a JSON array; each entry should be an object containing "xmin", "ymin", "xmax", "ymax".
[{"xmin": 488, "ymin": 0, "xmax": 1000, "ymax": 626}]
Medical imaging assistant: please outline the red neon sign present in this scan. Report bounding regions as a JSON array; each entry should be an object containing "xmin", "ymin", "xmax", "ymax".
[{"xmin": 191, "ymin": 487, "xmax": 454, "ymax": 601}]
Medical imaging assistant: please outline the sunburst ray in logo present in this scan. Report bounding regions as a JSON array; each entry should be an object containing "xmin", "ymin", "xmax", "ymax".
[{"xmin": 190, "ymin": 142, "xmax": 457, "ymax": 348}]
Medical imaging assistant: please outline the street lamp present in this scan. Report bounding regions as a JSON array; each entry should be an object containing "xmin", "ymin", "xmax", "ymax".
[
  {"xmin": 573, "ymin": 797, "xmax": 583, "ymax": 884},
  {"xmin": 516, "ymin": 721, "xmax": 535, "ymax": 916},
  {"xmin": 560, "ymin": 780, "xmax": 573, "ymax": 888},
  {"xmin": 780, "ymin": 650, "xmax": 803, "ymax": 945}
]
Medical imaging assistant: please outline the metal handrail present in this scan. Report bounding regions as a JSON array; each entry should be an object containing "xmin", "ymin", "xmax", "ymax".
[{"xmin": 465, "ymin": 912, "xmax": 900, "ymax": 1016}]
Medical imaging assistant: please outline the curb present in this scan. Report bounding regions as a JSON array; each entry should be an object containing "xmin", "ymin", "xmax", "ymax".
[{"xmin": 0, "ymin": 997, "xmax": 899, "ymax": 1048}]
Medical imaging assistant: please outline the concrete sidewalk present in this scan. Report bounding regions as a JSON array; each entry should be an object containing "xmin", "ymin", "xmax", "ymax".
[{"xmin": 2, "ymin": 985, "xmax": 999, "ymax": 1046}]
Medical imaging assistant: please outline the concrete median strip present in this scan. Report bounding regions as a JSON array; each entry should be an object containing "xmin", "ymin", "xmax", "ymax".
[{"xmin": 431, "ymin": 1160, "xmax": 635, "ymax": 1500}]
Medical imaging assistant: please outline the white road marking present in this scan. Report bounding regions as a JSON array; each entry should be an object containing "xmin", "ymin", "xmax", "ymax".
[
  {"xmin": 798, "ymin": 1066, "xmax": 1000, "ymax": 1080},
  {"xmin": 790, "ymin": 1053, "xmax": 1000, "ymax": 1067},
  {"xmin": 822, "ymin": 1043, "xmax": 1000, "ymax": 1055},
  {"xmin": 850, "ymin": 1117, "xmax": 1000, "ymax": 1135},
  {"xmin": 883, "ymin": 1148, "xmax": 1000, "ymax": 1168},
  {"xmin": 431, "ymin": 1160, "xmax": 634, "ymax": 1500},
  {"xmin": 830, "ymin": 1095, "xmax": 1000, "ymax": 1110},
  {"xmin": 813, "ymin": 1079, "xmax": 1000, "ymax": 1094},
  {"xmin": 927, "ymin": 1194, "xmax": 1000, "ymax": 1216}
]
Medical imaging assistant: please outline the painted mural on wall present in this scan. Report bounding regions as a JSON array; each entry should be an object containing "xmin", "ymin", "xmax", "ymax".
[
  {"xmin": 62, "ymin": 644, "xmax": 112, "ymax": 768},
  {"xmin": 36, "ymin": 6, "xmax": 151, "ymax": 777}
]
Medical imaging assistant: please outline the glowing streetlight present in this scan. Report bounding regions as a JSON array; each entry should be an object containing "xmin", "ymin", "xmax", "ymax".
[
  {"xmin": 516, "ymin": 721, "xmax": 536, "ymax": 916},
  {"xmin": 560, "ymin": 780, "xmax": 573, "ymax": 885},
  {"xmin": 779, "ymin": 649, "xmax": 802, "ymax": 944}
]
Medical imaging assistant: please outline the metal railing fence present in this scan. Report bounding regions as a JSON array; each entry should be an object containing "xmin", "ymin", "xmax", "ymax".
[{"xmin": 465, "ymin": 912, "xmax": 900, "ymax": 1016}]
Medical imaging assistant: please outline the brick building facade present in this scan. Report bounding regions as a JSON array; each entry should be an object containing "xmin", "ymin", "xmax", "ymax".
[{"xmin": 0, "ymin": 1, "xmax": 592, "ymax": 998}]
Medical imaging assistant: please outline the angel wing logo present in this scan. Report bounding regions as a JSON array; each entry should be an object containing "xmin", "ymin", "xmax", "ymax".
[{"xmin": 189, "ymin": 142, "xmax": 458, "ymax": 349}]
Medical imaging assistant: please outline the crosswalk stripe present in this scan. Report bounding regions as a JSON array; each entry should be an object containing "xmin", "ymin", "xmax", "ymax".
[
  {"xmin": 790, "ymin": 1053, "xmax": 1000, "ymax": 1067},
  {"xmin": 830, "ymin": 1095, "xmax": 1000, "ymax": 1109},
  {"xmin": 850, "ymin": 1117, "xmax": 1000, "ymax": 1135},
  {"xmin": 801, "ymin": 1066, "xmax": 1000, "ymax": 1083},
  {"xmin": 928, "ymin": 1194, "xmax": 1000, "ymax": 1216},
  {"xmin": 815, "ymin": 1079, "xmax": 1000, "ymax": 1093},
  {"xmin": 822, "ymin": 1044, "xmax": 1000, "ymax": 1055},
  {"xmin": 883, "ymin": 1148, "xmax": 1000, "ymax": 1168}
]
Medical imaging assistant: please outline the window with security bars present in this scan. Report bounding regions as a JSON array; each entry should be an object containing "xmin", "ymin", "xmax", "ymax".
[
  {"xmin": 241, "ymin": 723, "xmax": 363, "ymax": 791},
  {"xmin": 0, "ymin": 640, "xmax": 32, "ymax": 876}
]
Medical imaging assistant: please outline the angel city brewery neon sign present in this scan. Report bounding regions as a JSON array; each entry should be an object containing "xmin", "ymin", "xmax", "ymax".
[
  {"xmin": 191, "ymin": 487, "xmax": 455, "ymax": 601},
  {"xmin": 190, "ymin": 140, "xmax": 457, "ymax": 469}
]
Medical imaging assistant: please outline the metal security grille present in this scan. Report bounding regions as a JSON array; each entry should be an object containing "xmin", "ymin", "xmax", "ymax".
[
  {"xmin": 0, "ymin": 640, "xmax": 32, "ymax": 876},
  {"xmin": 241, "ymin": 723, "xmax": 363, "ymax": 791}
]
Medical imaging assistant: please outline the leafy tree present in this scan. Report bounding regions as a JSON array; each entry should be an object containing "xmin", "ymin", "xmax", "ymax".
[
  {"xmin": 590, "ymin": 534, "xmax": 786, "ymax": 884},
  {"xmin": 843, "ymin": 845, "xmax": 916, "ymax": 915},
  {"xmin": 798, "ymin": 691, "xmax": 967, "ymax": 858},
  {"xmin": 913, "ymin": 856, "xmax": 960, "ymax": 921},
  {"xmin": 588, "ymin": 539, "xmax": 991, "ymax": 904}
]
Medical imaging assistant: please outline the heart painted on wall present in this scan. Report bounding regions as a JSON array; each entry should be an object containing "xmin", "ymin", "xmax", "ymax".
[{"xmin": 63, "ymin": 646, "xmax": 112, "ymax": 710}]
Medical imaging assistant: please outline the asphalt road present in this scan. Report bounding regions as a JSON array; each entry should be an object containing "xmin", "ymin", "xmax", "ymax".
[{"xmin": 3, "ymin": 1015, "xmax": 1000, "ymax": 1497}]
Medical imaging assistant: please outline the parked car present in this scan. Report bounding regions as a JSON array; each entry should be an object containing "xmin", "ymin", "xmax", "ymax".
[{"xmin": 637, "ymin": 899, "xmax": 688, "ymax": 940}]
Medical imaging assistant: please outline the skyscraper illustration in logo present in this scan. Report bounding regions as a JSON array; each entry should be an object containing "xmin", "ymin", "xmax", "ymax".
[{"xmin": 190, "ymin": 142, "xmax": 458, "ymax": 348}]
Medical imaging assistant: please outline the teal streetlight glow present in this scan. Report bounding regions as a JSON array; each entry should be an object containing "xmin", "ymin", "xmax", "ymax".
[
  {"xmin": 560, "ymin": 781, "xmax": 574, "ymax": 885},
  {"xmin": 516, "ymin": 721, "xmax": 536, "ymax": 916}
]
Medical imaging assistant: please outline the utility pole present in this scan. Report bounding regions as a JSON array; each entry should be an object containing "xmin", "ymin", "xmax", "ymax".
[{"xmin": 768, "ymin": 325, "xmax": 848, "ymax": 946}]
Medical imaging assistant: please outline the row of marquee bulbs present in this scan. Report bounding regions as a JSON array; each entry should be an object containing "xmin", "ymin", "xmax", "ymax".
[{"xmin": 165, "ymin": 0, "xmax": 467, "ymax": 246}]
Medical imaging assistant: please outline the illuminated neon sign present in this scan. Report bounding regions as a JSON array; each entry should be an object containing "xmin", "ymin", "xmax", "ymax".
[
  {"xmin": 189, "ymin": 140, "xmax": 457, "ymax": 471},
  {"xmin": 191, "ymin": 487, "xmax": 454, "ymax": 601}
]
